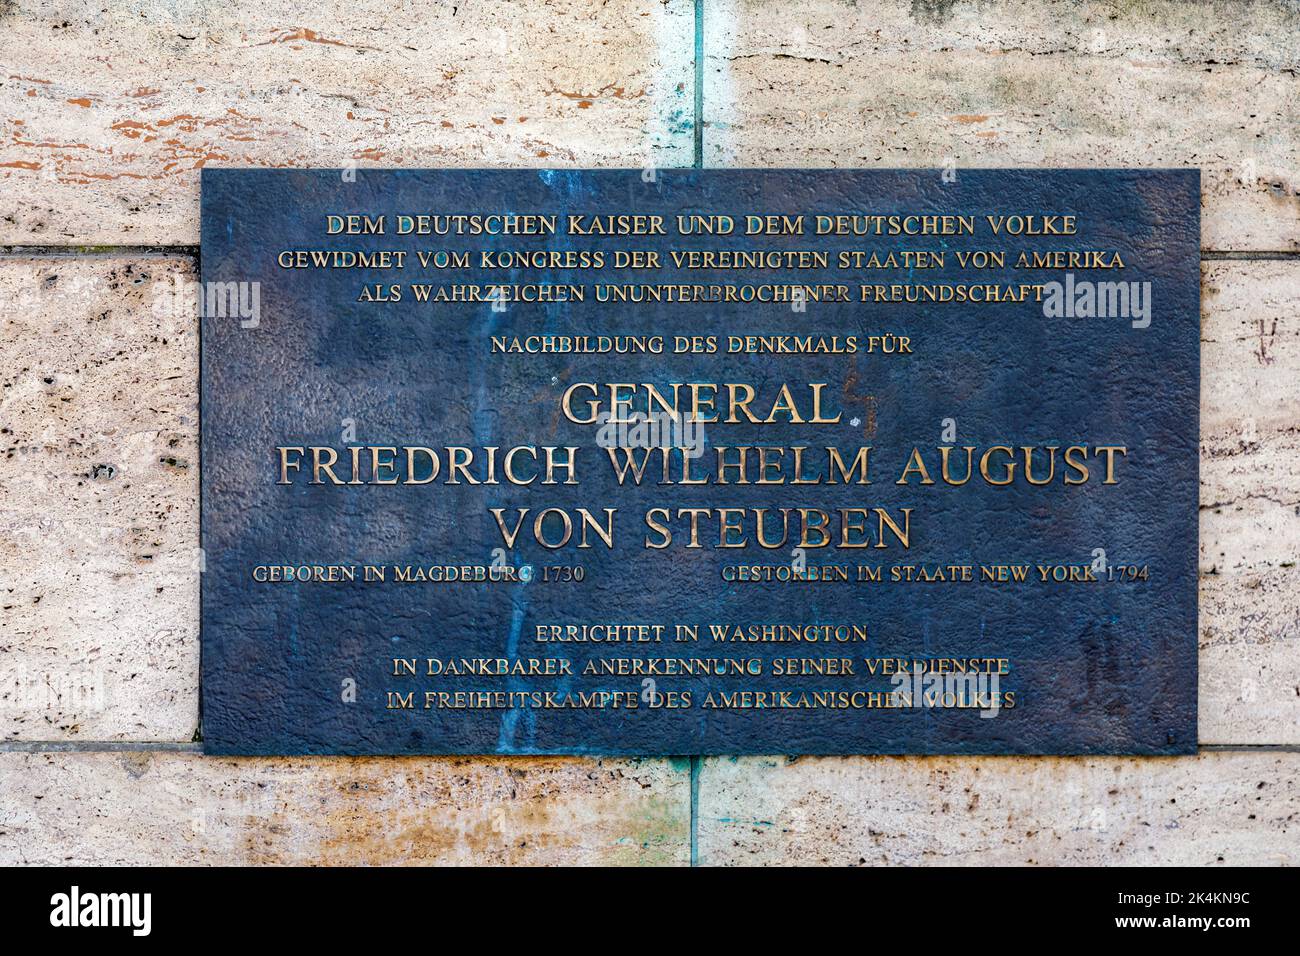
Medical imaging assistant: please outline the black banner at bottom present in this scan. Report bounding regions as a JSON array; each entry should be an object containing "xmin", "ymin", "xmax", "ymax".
[{"xmin": 6, "ymin": 865, "xmax": 1276, "ymax": 940}]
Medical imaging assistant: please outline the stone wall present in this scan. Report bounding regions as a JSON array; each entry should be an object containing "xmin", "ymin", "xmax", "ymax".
[{"xmin": 1, "ymin": 0, "xmax": 1296, "ymax": 865}]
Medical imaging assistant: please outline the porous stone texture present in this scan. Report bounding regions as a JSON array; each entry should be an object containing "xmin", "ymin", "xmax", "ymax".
[
  {"xmin": 696, "ymin": 754, "xmax": 1299, "ymax": 865},
  {"xmin": 0, "ymin": 752, "xmax": 690, "ymax": 865},
  {"xmin": 0, "ymin": 256, "xmax": 198, "ymax": 741},
  {"xmin": 703, "ymin": 0, "xmax": 1300, "ymax": 251},
  {"xmin": 1199, "ymin": 261, "xmax": 1300, "ymax": 744},
  {"xmin": 0, "ymin": 0, "xmax": 696, "ymax": 244}
]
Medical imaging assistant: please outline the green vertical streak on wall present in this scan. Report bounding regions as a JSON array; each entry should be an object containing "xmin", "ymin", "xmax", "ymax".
[
  {"xmin": 694, "ymin": 0, "xmax": 704, "ymax": 169},
  {"xmin": 690, "ymin": 756, "xmax": 701, "ymax": 865},
  {"xmin": 690, "ymin": 0, "xmax": 704, "ymax": 864}
]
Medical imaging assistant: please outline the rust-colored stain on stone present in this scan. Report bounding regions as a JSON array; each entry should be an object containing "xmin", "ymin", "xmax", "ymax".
[
  {"xmin": 548, "ymin": 83, "xmax": 646, "ymax": 102},
  {"xmin": 255, "ymin": 27, "xmax": 376, "ymax": 52},
  {"xmin": 110, "ymin": 120, "xmax": 150, "ymax": 138},
  {"xmin": 211, "ymin": 757, "xmax": 689, "ymax": 866},
  {"xmin": 0, "ymin": 0, "xmax": 694, "ymax": 243}
]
